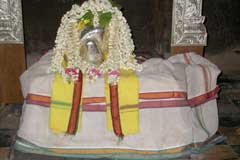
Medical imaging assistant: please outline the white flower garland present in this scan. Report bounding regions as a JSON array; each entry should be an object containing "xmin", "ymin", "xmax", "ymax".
[{"xmin": 49, "ymin": 0, "xmax": 142, "ymax": 84}]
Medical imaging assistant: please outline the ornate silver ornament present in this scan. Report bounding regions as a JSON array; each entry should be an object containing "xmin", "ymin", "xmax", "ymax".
[
  {"xmin": 171, "ymin": 0, "xmax": 207, "ymax": 46},
  {"xmin": 0, "ymin": 0, "xmax": 24, "ymax": 43}
]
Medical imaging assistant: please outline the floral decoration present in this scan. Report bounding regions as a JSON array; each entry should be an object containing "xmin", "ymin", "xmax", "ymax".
[{"xmin": 48, "ymin": 0, "xmax": 142, "ymax": 84}]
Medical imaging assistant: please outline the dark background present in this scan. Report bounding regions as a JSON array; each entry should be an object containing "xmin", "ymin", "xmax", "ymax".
[
  {"xmin": 22, "ymin": 0, "xmax": 240, "ymax": 73},
  {"xmin": 22, "ymin": 0, "xmax": 172, "ymax": 57}
]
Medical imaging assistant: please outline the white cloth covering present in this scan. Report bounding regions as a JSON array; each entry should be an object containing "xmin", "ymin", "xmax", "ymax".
[{"xmin": 18, "ymin": 51, "xmax": 220, "ymax": 150}]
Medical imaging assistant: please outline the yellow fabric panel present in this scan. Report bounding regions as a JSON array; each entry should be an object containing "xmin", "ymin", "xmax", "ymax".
[
  {"xmin": 49, "ymin": 74, "xmax": 83, "ymax": 134},
  {"xmin": 50, "ymin": 71, "xmax": 138, "ymax": 135},
  {"xmin": 49, "ymin": 107, "xmax": 71, "ymax": 134},
  {"xmin": 105, "ymin": 70, "xmax": 139, "ymax": 135},
  {"xmin": 120, "ymin": 107, "xmax": 139, "ymax": 135}
]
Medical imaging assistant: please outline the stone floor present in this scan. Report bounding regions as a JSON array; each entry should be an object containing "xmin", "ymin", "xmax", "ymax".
[{"xmin": 0, "ymin": 74, "xmax": 240, "ymax": 160}]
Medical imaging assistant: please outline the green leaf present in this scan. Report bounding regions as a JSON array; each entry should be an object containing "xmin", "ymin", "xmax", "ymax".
[
  {"xmin": 108, "ymin": 0, "xmax": 122, "ymax": 9},
  {"xmin": 61, "ymin": 54, "xmax": 68, "ymax": 69},
  {"xmin": 99, "ymin": 12, "xmax": 112, "ymax": 28},
  {"xmin": 78, "ymin": 10, "xmax": 94, "ymax": 25}
]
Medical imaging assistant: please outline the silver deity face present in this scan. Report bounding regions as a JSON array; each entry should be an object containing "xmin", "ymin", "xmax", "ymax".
[{"xmin": 79, "ymin": 27, "xmax": 104, "ymax": 66}]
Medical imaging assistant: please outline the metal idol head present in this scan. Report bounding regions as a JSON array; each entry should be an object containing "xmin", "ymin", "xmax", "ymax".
[{"xmin": 79, "ymin": 27, "xmax": 104, "ymax": 66}]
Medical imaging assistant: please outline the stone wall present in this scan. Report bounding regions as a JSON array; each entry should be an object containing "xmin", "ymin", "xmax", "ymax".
[
  {"xmin": 203, "ymin": 0, "xmax": 240, "ymax": 53},
  {"xmin": 203, "ymin": 0, "xmax": 240, "ymax": 74},
  {"xmin": 116, "ymin": 0, "xmax": 172, "ymax": 57},
  {"xmin": 22, "ymin": 0, "xmax": 84, "ymax": 56}
]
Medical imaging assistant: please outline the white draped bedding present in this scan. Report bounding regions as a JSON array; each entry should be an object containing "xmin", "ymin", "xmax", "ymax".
[{"xmin": 17, "ymin": 51, "xmax": 221, "ymax": 152}]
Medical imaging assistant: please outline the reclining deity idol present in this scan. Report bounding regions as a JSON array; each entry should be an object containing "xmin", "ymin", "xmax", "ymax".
[{"xmin": 16, "ymin": 0, "xmax": 221, "ymax": 159}]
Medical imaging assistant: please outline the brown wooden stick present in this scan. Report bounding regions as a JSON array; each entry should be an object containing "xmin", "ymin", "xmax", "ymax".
[
  {"xmin": 67, "ymin": 71, "xmax": 83, "ymax": 134},
  {"xmin": 109, "ymin": 84, "xmax": 124, "ymax": 138}
]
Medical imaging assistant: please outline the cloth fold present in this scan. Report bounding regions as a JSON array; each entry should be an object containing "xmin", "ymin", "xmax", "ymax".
[
  {"xmin": 105, "ymin": 70, "xmax": 140, "ymax": 136},
  {"xmin": 168, "ymin": 52, "xmax": 221, "ymax": 99},
  {"xmin": 18, "ymin": 51, "xmax": 221, "ymax": 150}
]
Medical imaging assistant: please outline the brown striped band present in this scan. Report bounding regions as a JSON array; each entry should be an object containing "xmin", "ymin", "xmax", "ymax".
[{"xmin": 26, "ymin": 86, "xmax": 219, "ymax": 111}]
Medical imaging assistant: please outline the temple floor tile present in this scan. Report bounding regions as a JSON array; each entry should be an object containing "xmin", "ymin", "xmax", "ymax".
[
  {"xmin": 0, "ymin": 147, "xmax": 9, "ymax": 160},
  {"xmin": 219, "ymin": 127, "xmax": 240, "ymax": 146},
  {"xmin": 191, "ymin": 145, "xmax": 239, "ymax": 160}
]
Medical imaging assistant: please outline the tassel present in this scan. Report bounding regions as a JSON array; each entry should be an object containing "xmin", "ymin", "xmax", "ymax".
[
  {"xmin": 67, "ymin": 71, "xmax": 83, "ymax": 134},
  {"xmin": 109, "ymin": 84, "xmax": 124, "ymax": 138}
]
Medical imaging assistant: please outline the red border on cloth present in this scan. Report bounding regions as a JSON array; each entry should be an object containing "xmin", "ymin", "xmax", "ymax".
[{"xmin": 25, "ymin": 86, "xmax": 220, "ymax": 112}]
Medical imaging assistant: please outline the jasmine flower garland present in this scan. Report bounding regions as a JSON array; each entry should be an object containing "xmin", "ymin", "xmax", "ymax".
[{"xmin": 48, "ymin": 0, "xmax": 142, "ymax": 84}]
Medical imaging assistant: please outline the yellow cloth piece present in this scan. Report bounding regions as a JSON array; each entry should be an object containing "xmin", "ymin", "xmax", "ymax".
[
  {"xmin": 49, "ymin": 74, "xmax": 83, "ymax": 134},
  {"xmin": 105, "ymin": 70, "xmax": 139, "ymax": 135}
]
